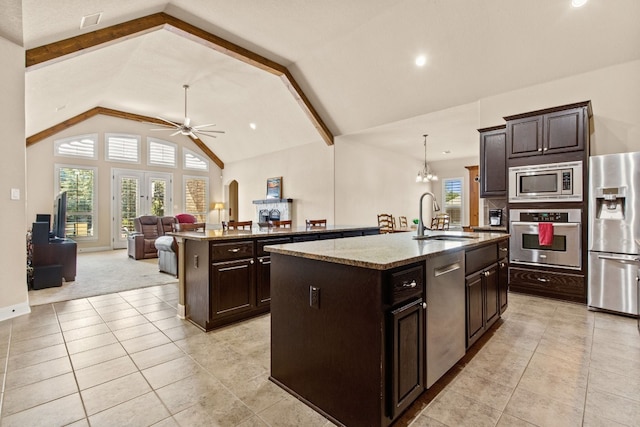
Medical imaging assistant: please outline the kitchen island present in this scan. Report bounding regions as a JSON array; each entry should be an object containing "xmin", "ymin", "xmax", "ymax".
[
  {"xmin": 266, "ymin": 230, "xmax": 509, "ymax": 427},
  {"xmin": 170, "ymin": 225, "xmax": 379, "ymax": 331}
]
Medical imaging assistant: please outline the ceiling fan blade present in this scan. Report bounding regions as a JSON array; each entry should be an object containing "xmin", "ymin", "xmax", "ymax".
[
  {"xmin": 149, "ymin": 128, "xmax": 174, "ymax": 131},
  {"xmin": 192, "ymin": 129, "xmax": 218, "ymax": 138},
  {"xmin": 156, "ymin": 116, "xmax": 180, "ymax": 127},
  {"xmin": 170, "ymin": 130, "xmax": 182, "ymax": 136},
  {"xmin": 188, "ymin": 131, "xmax": 199, "ymax": 140},
  {"xmin": 195, "ymin": 129, "xmax": 226, "ymax": 134},
  {"xmin": 192, "ymin": 123, "xmax": 216, "ymax": 129}
]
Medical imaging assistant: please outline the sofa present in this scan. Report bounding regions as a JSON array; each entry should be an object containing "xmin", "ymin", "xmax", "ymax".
[{"xmin": 127, "ymin": 215, "xmax": 177, "ymax": 260}]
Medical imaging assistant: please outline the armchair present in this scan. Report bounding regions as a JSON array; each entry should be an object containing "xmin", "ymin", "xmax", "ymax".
[{"xmin": 127, "ymin": 215, "xmax": 171, "ymax": 260}]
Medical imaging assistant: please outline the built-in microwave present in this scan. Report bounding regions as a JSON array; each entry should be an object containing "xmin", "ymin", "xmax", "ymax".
[{"xmin": 508, "ymin": 161, "xmax": 583, "ymax": 203}]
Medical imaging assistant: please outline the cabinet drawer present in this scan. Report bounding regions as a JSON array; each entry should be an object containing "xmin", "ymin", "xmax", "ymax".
[
  {"xmin": 386, "ymin": 264, "xmax": 424, "ymax": 306},
  {"xmin": 257, "ymin": 237, "xmax": 291, "ymax": 256},
  {"xmin": 498, "ymin": 240, "xmax": 509, "ymax": 258},
  {"xmin": 509, "ymin": 266, "xmax": 585, "ymax": 300},
  {"xmin": 211, "ymin": 241, "xmax": 254, "ymax": 261},
  {"xmin": 466, "ymin": 244, "xmax": 498, "ymax": 273}
]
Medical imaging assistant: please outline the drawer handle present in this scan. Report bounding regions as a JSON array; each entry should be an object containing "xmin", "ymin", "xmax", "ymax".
[
  {"xmin": 500, "ymin": 262, "xmax": 506, "ymax": 268},
  {"xmin": 500, "ymin": 247, "xmax": 508, "ymax": 252},
  {"xmin": 483, "ymin": 271, "xmax": 490, "ymax": 277},
  {"xmin": 228, "ymin": 248, "xmax": 241, "ymax": 253},
  {"xmin": 250, "ymin": 259, "xmax": 254, "ymax": 265},
  {"xmin": 537, "ymin": 277, "xmax": 548, "ymax": 282},
  {"xmin": 402, "ymin": 280, "xmax": 417, "ymax": 288}
]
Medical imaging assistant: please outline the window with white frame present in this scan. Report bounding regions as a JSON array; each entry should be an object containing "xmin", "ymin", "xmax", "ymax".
[
  {"xmin": 54, "ymin": 134, "xmax": 98, "ymax": 159},
  {"xmin": 148, "ymin": 138, "xmax": 177, "ymax": 168},
  {"xmin": 106, "ymin": 133, "xmax": 140, "ymax": 163},
  {"xmin": 442, "ymin": 178, "xmax": 463, "ymax": 227},
  {"xmin": 183, "ymin": 148, "xmax": 209, "ymax": 171},
  {"xmin": 55, "ymin": 164, "xmax": 97, "ymax": 239},
  {"xmin": 183, "ymin": 175, "xmax": 209, "ymax": 223}
]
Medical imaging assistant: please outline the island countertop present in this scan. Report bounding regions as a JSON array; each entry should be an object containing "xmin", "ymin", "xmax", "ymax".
[
  {"xmin": 168, "ymin": 224, "xmax": 379, "ymax": 241},
  {"xmin": 266, "ymin": 230, "xmax": 509, "ymax": 270}
]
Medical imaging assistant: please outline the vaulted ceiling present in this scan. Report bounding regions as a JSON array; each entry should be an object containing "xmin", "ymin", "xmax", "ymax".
[{"xmin": 5, "ymin": 0, "xmax": 640, "ymax": 166}]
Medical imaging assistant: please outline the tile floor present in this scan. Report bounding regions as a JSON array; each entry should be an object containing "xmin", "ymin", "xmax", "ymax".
[{"xmin": 0, "ymin": 286, "xmax": 638, "ymax": 426}]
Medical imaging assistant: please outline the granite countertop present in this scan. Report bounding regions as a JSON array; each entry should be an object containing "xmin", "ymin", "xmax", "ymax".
[
  {"xmin": 266, "ymin": 230, "xmax": 509, "ymax": 270},
  {"xmin": 472, "ymin": 225, "xmax": 508, "ymax": 233},
  {"xmin": 168, "ymin": 224, "xmax": 379, "ymax": 241}
]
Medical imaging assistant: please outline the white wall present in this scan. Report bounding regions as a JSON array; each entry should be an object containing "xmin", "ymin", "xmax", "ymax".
[
  {"xmin": 26, "ymin": 115, "xmax": 223, "ymax": 251},
  {"xmin": 0, "ymin": 36, "xmax": 30, "ymax": 320},
  {"xmin": 222, "ymin": 141, "xmax": 335, "ymax": 226}
]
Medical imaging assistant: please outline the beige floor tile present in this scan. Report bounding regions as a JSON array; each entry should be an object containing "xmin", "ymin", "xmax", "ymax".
[
  {"xmin": 7, "ymin": 343, "xmax": 67, "ymax": 371},
  {"xmin": 410, "ymin": 413, "xmax": 449, "ymax": 427},
  {"xmin": 88, "ymin": 294, "xmax": 126, "ymax": 307},
  {"xmin": 53, "ymin": 298, "xmax": 93, "ymax": 314},
  {"xmin": 69, "ymin": 342, "xmax": 127, "ymax": 370},
  {"xmin": 8, "ymin": 332, "xmax": 64, "ymax": 355},
  {"xmin": 112, "ymin": 322, "xmax": 159, "ymax": 341},
  {"xmin": 136, "ymin": 301, "xmax": 174, "ymax": 314},
  {"xmin": 0, "ymin": 393, "xmax": 85, "ymax": 427},
  {"xmin": 130, "ymin": 342, "xmax": 185, "ymax": 370},
  {"xmin": 142, "ymin": 355, "xmax": 205, "ymax": 389},
  {"xmin": 418, "ymin": 390, "xmax": 503, "ymax": 427},
  {"xmin": 88, "ymin": 391, "xmax": 170, "ymax": 427},
  {"xmin": 590, "ymin": 340, "xmax": 640, "ymax": 377},
  {"xmin": 588, "ymin": 366, "xmax": 640, "ymax": 402},
  {"xmin": 93, "ymin": 301, "xmax": 134, "ymax": 315},
  {"xmin": 75, "ymin": 355, "xmax": 137, "ymax": 390},
  {"xmin": 151, "ymin": 417, "xmax": 180, "ymax": 427},
  {"xmin": 105, "ymin": 313, "xmax": 149, "ymax": 331},
  {"xmin": 10, "ymin": 322, "xmax": 61, "ymax": 341},
  {"xmin": 62, "ymin": 322, "xmax": 111, "ymax": 342},
  {"xmin": 60, "ymin": 315, "xmax": 105, "ymax": 332},
  {"xmin": 66, "ymin": 331, "xmax": 118, "ymax": 354},
  {"xmin": 258, "ymin": 394, "xmax": 330, "ymax": 426},
  {"xmin": 2, "ymin": 372, "xmax": 78, "ymax": 416},
  {"xmin": 4, "ymin": 356, "xmax": 72, "ymax": 390},
  {"xmin": 56, "ymin": 308, "xmax": 99, "ymax": 323},
  {"xmin": 594, "ymin": 312, "xmax": 638, "ymax": 335},
  {"xmin": 582, "ymin": 411, "xmax": 629, "ymax": 426},
  {"xmin": 81, "ymin": 371, "xmax": 151, "ymax": 415},
  {"xmin": 235, "ymin": 416, "xmax": 270, "ymax": 427},
  {"xmin": 66, "ymin": 418, "xmax": 90, "ymax": 427},
  {"xmin": 585, "ymin": 389, "xmax": 640, "ymax": 425},
  {"xmin": 143, "ymin": 308, "xmax": 177, "ymax": 322},
  {"xmin": 495, "ymin": 413, "xmax": 537, "ymax": 426},
  {"xmin": 172, "ymin": 391, "xmax": 255, "ymax": 426},
  {"xmin": 504, "ymin": 387, "xmax": 583, "ymax": 427},
  {"xmin": 120, "ymin": 330, "xmax": 171, "ymax": 353},
  {"xmin": 128, "ymin": 296, "xmax": 164, "ymax": 308},
  {"xmin": 447, "ymin": 370, "xmax": 514, "ymax": 412},
  {"xmin": 162, "ymin": 322, "xmax": 203, "ymax": 341},
  {"xmin": 228, "ymin": 373, "xmax": 290, "ymax": 413},
  {"xmin": 98, "ymin": 307, "xmax": 141, "ymax": 322},
  {"xmin": 153, "ymin": 315, "xmax": 191, "ymax": 331},
  {"xmin": 593, "ymin": 326, "xmax": 640, "ymax": 350},
  {"xmin": 155, "ymin": 372, "xmax": 224, "ymax": 414}
]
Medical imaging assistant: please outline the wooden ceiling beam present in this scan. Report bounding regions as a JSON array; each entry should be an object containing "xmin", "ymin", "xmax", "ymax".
[
  {"xmin": 25, "ymin": 12, "xmax": 334, "ymax": 147},
  {"xmin": 26, "ymin": 107, "xmax": 225, "ymax": 169}
]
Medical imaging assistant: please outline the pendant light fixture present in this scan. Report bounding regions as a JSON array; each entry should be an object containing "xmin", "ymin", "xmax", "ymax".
[{"xmin": 416, "ymin": 134, "xmax": 438, "ymax": 183}]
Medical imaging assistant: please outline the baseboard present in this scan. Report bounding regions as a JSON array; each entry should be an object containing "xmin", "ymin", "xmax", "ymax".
[
  {"xmin": 0, "ymin": 301, "xmax": 31, "ymax": 322},
  {"xmin": 177, "ymin": 304, "xmax": 186, "ymax": 319},
  {"xmin": 77, "ymin": 245, "xmax": 113, "ymax": 253}
]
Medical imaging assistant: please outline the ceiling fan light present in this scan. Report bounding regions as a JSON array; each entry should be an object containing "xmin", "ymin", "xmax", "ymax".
[
  {"xmin": 416, "ymin": 174, "xmax": 422, "ymax": 183},
  {"xmin": 432, "ymin": 175, "xmax": 439, "ymax": 181}
]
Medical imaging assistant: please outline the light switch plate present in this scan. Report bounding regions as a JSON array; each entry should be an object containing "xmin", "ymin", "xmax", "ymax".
[{"xmin": 10, "ymin": 188, "xmax": 20, "ymax": 200}]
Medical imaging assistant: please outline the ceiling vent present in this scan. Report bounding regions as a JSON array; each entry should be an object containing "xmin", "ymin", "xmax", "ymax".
[{"xmin": 80, "ymin": 13, "xmax": 102, "ymax": 29}]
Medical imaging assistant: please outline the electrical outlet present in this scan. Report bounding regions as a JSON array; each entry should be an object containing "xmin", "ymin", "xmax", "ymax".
[{"xmin": 309, "ymin": 286, "xmax": 320, "ymax": 308}]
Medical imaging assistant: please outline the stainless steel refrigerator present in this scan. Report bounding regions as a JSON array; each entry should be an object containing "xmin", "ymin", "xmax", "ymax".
[{"xmin": 588, "ymin": 151, "xmax": 640, "ymax": 316}]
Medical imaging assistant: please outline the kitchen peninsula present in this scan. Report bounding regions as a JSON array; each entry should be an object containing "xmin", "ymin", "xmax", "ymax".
[
  {"xmin": 170, "ymin": 225, "xmax": 379, "ymax": 331},
  {"xmin": 266, "ymin": 231, "xmax": 509, "ymax": 427}
]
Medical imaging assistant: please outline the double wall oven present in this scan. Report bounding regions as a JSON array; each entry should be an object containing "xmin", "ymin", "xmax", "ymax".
[{"xmin": 509, "ymin": 209, "xmax": 582, "ymax": 270}]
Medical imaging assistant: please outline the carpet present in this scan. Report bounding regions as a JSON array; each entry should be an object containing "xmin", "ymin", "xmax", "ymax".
[{"xmin": 28, "ymin": 249, "xmax": 178, "ymax": 306}]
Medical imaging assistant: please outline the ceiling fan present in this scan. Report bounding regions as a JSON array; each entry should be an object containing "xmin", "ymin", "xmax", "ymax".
[{"xmin": 149, "ymin": 84, "xmax": 225, "ymax": 140}]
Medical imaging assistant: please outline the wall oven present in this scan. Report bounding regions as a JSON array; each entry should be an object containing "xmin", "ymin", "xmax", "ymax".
[
  {"xmin": 509, "ymin": 209, "xmax": 582, "ymax": 270},
  {"xmin": 509, "ymin": 161, "xmax": 583, "ymax": 203}
]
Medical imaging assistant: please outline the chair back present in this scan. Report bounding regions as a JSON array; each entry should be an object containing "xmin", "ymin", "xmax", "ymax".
[
  {"xmin": 158, "ymin": 216, "xmax": 177, "ymax": 234},
  {"xmin": 399, "ymin": 216, "xmax": 408, "ymax": 228},
  {"xmin": 305, "ymin": 219, "xmax": 327, "ymax": 228},
  {"xmin": 134, "ymin": 216, "xmax": 160, "ymax": 238},
  {"xmin": 431, "ymin": 214, "xmax": 450, "ymax": 230},
  {"xmin": 175, "ymin": 213, "xmax": 197, "ymax": 224},
  {"xmin": 377, "ymin": 214, "xmax": 394, "ymax": 233},
  {"xmin": 271, "ymin": 220, "xmax": 292, "ymax": 228},
  {"xmin": 225, "ymin": 220, "xmax": 253, "ymax": 230}
]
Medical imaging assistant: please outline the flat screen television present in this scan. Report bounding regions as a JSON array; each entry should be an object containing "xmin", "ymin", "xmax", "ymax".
[{"xmin": 52, "ymin": 191, "xmax": 67, "ymax": 239}]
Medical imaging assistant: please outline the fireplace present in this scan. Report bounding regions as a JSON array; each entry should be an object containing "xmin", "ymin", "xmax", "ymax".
[{"xmin": 253, "ymin": 198, "xmax": 293, "ymax": 223}]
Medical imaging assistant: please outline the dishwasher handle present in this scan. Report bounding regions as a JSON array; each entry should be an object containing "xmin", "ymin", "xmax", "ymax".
[
  {"xmin": 434, "ymin": 262, "xmax": 461, "ymax": 277},
  {"xmin": 598, "ymin": 254, "xmax": 640, "ymax": 264}
]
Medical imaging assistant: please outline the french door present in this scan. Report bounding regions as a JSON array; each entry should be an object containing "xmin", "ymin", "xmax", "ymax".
[{"xmin": 112, "ymin": 169, "xmax": 173, "ymax": 249}]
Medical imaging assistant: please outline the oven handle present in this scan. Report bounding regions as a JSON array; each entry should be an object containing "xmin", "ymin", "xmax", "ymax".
[
  {"xmin": 598, "ymin": 254, "xmax": 640, "ymax": 264},
  {"xmin": 510, "ymin": 222, "xmax": 580, "ymax": 228}
]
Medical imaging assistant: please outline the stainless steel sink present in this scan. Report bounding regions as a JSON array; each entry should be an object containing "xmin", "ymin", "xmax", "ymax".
[{"xmin": 413, "ymin": 234, "xmax": 477, "ymax": 241}]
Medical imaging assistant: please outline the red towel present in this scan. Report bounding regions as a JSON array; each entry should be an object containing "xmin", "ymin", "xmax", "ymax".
[{"xmin": 538, "ymin": 222, "xmax": 554, "ymax": 246}]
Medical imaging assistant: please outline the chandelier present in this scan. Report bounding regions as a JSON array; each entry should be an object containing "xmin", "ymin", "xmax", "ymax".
[{"xmin": 416, "ymin": 134, "xmax": 438, "ymax": 183}]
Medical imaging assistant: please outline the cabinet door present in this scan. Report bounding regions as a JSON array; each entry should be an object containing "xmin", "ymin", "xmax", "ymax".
[
  {"xmin": 507, "ymin": 116, "xmax": 543, "ymax": 159},
  {"xmin": 256, "ymin": 256, "xmax": 271, "ymax": 307},
  {"xmin": 479, "ymin": 128, "xmax": 507, "ymax": 197},
  {"xmin": 466, "ymin": 272, "xmax": 484, "ymax": 348},
  {"xmin": 484, "ymin": 264, "xmax": 500, "ymax": 328},
  {"xmin": 544, "ymin": 107, "xmax": 584, "ymax": 154},
  {"xmin": 211, "ymin": 258, "xmax": 255, "ymax": 320},
  {"xmin": 388, "ymin": 299, "xmax": 424, "ymax": 419},
  {"xmin": 498, "ymin": 258, "xmax": 509, "ymax": 314}
]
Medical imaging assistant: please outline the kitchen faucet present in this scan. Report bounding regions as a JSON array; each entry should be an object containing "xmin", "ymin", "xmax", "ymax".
[{"xmin": 417, "ymin": 191, "xmax": 441, "ymax": 237}]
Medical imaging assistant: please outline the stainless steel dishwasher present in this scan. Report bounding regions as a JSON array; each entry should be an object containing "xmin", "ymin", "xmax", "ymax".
[{"xmin": 425, "ymin": 250, "xmax": 465, "ymax": 388}]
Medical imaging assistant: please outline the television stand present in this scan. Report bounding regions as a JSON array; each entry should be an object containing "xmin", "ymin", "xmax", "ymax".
[{"xmin": 32, "ymin": 238, "xmax": 77, "ymax": 282}]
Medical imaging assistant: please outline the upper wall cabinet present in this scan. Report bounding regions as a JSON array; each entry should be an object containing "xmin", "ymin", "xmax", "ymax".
[
  {"xmin": 478, "ymin": 125, "xmax": 507, "ymax": 198},
  {"xmin": 504, "ymin": 101, "xmax": 591, "ymax": 161}
]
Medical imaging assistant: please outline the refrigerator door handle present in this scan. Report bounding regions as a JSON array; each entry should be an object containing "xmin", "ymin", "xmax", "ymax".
[{"xmin": 597, "ymin": 254, "xmax": 640, "ymax": 264}]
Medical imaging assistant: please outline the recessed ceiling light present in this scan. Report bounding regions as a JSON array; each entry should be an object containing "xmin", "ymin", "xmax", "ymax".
[
  {"xmin": 249, "ymin": 123, "xmax": 257, "ymax": 130},
  {"xmin": 415, "ymin": 55, "xmax": 427, "ymax": 67},
  {"xmin": 80, "ymin": 12, "xmax": 102, "ymax": 29},
  {"xmin": 571, "ymin": 0, "xmax": 588, "ymax": 7}
]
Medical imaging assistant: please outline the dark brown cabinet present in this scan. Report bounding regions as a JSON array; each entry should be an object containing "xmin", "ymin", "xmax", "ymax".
[
  {"xmin": 478, "ymin": 125, "xmax": 507, "ymax": 198},
  {"xmin": 388, "ymin": 298, "xmax": 424, "ymax": 419},
  {"xmin": 211, "ymin": 258, "xmax": 255, "ymax": 318},
  {"xmin": 505, "ymin": 102, "xmax": 590, "ymax": 160},
  {"xmin": 256, "ymin": 237, "xmax": 291, "ymax": 307}
]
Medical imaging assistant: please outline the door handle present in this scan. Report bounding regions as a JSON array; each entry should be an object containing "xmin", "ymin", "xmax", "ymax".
[
  {"xmin": 434, "ymin": 263, "xmax": 461, "ymax": 277},
  {"xmin": 598, "ymin": 255, "xmax": 640, "ymax": 263}
]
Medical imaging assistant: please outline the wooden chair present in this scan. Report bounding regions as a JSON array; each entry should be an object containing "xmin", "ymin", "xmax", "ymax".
[
  {"xmin": 431, "ymin": 214, "xmax": 450, "ymax": 230},
  {"xmin": 377, "ymin": 214, "xmax": 394, "ymax": 233},
  {"xmin": 398, "ymin": 216, "xmax": 408, "ymax": 228},
  {"xmin": 305, "ymin": 219, "xmax": 327, "ymax": 228},
  {"xmin": 271, "ymin": 220, "xmax": 292, "ymax": 228},
  {"xmin": 173, "ymin": 222, "xmax": 205, "ymax": 232},
  {"xmin": 225, "ymin": 220, "xmax": 253, "ymax": 230}
]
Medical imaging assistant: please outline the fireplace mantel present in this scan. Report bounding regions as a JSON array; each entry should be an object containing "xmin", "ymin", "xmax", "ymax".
[
  {"xmin": 252, "ymin": 198, "xmax": 293, "ymax": 204},
  {"xmin": 253, "ymin": 199, "xmax": 293, "ymax": 222}
]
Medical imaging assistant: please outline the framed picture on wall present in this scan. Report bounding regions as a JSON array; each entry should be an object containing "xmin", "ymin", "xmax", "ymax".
[{"xmin": 266, "ymin": 177, "xmax": 282, "ymax": 199}]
